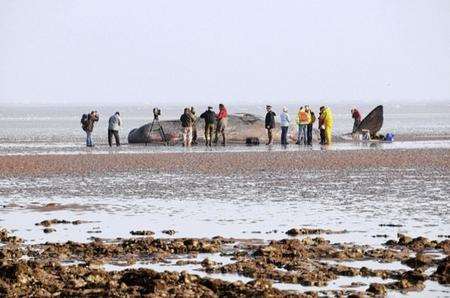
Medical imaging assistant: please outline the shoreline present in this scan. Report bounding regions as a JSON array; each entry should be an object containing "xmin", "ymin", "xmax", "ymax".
[{"xmin": 0, "ymin": 147, "xmax": 448, "ymax": 177}]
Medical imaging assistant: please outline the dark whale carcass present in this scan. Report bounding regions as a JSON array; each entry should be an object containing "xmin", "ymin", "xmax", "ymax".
[{"xmin": 128, "ymin": 114, "xmax": 282, "ymax": 144}]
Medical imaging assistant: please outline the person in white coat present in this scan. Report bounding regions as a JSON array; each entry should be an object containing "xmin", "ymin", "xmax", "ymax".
[
  {"xmin": 108, "ymin": 112, "xmax": 122, "ymax": 147},
  {"xmin": 280, "ymin": 107, "xmax": 290, "ymax": 145}
]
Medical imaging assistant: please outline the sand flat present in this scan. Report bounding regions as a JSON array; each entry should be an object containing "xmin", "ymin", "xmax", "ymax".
[{"xmin": 0, "ymin": 148, "xmax": 448, "ymax": 177}]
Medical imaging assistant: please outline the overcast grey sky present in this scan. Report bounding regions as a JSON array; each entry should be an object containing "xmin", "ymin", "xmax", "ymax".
[{"xmin": 0, "ymin": 0, "xmax": 449, "ymax": 105}]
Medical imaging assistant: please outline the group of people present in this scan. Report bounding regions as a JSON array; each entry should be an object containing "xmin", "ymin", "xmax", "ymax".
[
  {"xmin": 265, "ymin": 105, "xmax": 334, "ymax": 146},
  {"xmin": 81, "ymin": 111, "xmax": 122, "ymax": 147},
  {"xmin": 180, "ymin": 103, "xmax": 228, "ymax": 147},
  {"xmin": 81, "ymin": 104, "xmax": 354, "ymax": 147}
]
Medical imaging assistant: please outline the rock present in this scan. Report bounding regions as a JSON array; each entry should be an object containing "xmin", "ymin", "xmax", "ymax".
[
  {"xmin": 379, "ymin": 223, "xmax": 403, "ymax": 227},
  {"xmin": 35, "ymin": 219, "xmax": 89, "ymax": 227},
  {"xmin": 403, "ymin": 253, "xmax": 433, "ymax": 268},
  {"xmin": 72, "ymin": 220, "xmax": 85, "ymax": 225},
  {"xmin": 69, "ymin": 278, "xmax": 87, "ymax": 288},
  {"xmin": 0, "ymin": 229, "xmax": 22, "ymax": 243},
  {"xmin": 432, "ymin": 256, "xmax": 450, "ymax": 284},
  {"xmin": 409, "ymin": 237, "xmax": 434, "ymax": 251},
  {"xmin": 387, "ymin": 278, "xmax": 426, "ymax": 292},
  {"xmin": 401, "ymin": 270, "xmax": 427, "ymax": 283},
  {"xmin": 285, "ymin": 227, "xmax": 345, "ymax": 236},
  {"xmin": 201, "ymin": 258, "xmax": 216, "ymax": 269},
  {"xmin": 333, "ymin": 265, "xmax": 360, "ymax": 276},
  {"xmin": 437, "ymin": 240, "xmax": 450, "ymax": 255},
  {"xmin": 162, "ymin": 230, "xmax": 176, "ymax": 236},
  {"xmin": 130, "ymin": 230, "xmax": 154, "ymax": 236},
  {"xmin": 398, "ymin": 234, "xmax": 413, "ymax": 245},
  {"xmin": 37, "ymin": 220, "xmax": 53, "ymax": 227},
  {"xmin": 43, "ymin": 228, "xmax": 56, "ymax": 233},
  {"xmin": 175, "ymin": 260, "xmax": 199, "ymax": 266},
  {"xmin": 367, "ymin": 283, "xmax": 387, "ymax": 295},
  {"xmin": 247, "ymin": 279, "xmax": 273, "ymax": 289},
  {"xmin": 372, "ymin": 234, "xmax": 389, "ymax": 238}
]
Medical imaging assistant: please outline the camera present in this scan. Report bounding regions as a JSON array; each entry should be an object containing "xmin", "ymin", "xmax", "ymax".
[{"xmin": 153, "ymin": 107, "xmax": 161, "ymax": 119}]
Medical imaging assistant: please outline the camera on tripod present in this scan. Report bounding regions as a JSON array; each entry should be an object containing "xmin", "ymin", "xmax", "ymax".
[{"xmin": 153, "ymin": 107, "xmax": 161, "ymax": 120}]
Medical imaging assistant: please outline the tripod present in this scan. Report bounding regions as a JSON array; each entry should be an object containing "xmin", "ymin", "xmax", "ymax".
[{"xmin": 147, "ymin": 115, "xmax": 169, "ymax": 145}]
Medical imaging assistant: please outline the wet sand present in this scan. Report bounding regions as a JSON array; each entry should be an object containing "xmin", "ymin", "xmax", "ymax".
[
  {"xmin": 0, "ymin": 148, "xmax": 448, "ymax": 177},
  {"xmin": 1, "ymin": 147, "xmax": 449, "ymax": 296}
]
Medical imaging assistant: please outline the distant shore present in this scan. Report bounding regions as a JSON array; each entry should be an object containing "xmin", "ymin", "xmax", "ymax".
[{"xmin": 0, "ymin": 147, "xmax": 448, "ymax": 178}]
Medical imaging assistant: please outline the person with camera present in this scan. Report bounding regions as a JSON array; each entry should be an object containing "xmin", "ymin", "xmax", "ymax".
[
  {"xmin": 180, "ymin": 108, "xmax": 195, "ymax": 147},
  {"xmin": 214, "ymin": 103, "xmax": 228, "ymax": 146},
  {"xmin": 200, "ymin": 106, "xmax": 216, "ymax": 147},
  {"xmin": 108, "ymin": 111, "xmax": 122, "ymax": 147},
  {"xmin": 82, "ymin": 111, "xmax": 99, "ymax": 147}
]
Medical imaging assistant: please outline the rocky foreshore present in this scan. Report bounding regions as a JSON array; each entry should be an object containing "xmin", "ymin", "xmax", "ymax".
[{"xmin": 1, "ymin": 227, "xmax": 448, "ymax": 297}]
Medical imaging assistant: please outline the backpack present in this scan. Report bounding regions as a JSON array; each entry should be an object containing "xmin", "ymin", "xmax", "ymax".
[
  {"xmin": 310, "ymin": 112, "xmax": 316, "ymax": 124},
  {"xmin": 81, "ymin": 114, "xmax": 89, "ymax": 131},
  {"xmin": 246, "ymin": 137, "xmax": 260, "ymax": 146}
]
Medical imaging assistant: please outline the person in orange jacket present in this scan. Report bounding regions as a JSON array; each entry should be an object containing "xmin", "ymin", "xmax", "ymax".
[
  {"xmin": 296, "ymin": 106, "xmax": 310, "ymax": 145},
  {"xmin": 214, "ymin": 103, "xmax": 228, "ymax": 146}
]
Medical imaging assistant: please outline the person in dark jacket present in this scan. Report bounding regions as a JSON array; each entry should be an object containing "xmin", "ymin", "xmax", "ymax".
[
  {"xmin": 265, "ymin": 105, "xmax": 276, "ymax": 145},
  {"xmin": 84, "ymin": 111, "xmax": 99, "ymax": 147},
  {"xmin": 318, "ymin": 106, "xmax": 325, "ymax": 145},
  {"xmin": 306, "ymin": 106, "xmax": 315, "ymax": 145},
  {"xmin": 200, "ymin": 106, "xmax": 216, "ymax": 147},
  {"xmin": 351, "ymin": 108, "xmax": 362, "ymax": 133},
  {"xmin": 180, "ymin": 108, "xmax": 195, "ymax": 147}
]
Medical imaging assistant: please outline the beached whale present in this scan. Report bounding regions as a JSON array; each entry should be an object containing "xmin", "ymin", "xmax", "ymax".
[
  {"xmin": 355, "ymin": 105, "xmax": 384, "ymax": 134},
  {"xmin": 128, "ymin": 113, "xmax": 313, "ymax": 144}
]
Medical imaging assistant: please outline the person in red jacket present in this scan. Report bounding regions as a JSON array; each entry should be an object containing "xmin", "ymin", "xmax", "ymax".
[
  {"xmin": 351, "ymin": 108, "xmax": 362, "ymax": 133},
  {"xmin": 214, "ymin": 103, "xmax": 228, "ymax": 146}
]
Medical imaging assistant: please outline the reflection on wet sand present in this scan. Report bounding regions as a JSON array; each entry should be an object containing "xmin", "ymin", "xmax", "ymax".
[{"xmin": 0, "ymin": 146, "xmax": 448, "ymax": 295}]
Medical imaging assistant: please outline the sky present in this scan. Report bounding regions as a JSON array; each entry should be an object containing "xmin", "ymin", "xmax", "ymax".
[{"xmin": 0, "ymin": 0, "xmax": 449, "ymax": 105}]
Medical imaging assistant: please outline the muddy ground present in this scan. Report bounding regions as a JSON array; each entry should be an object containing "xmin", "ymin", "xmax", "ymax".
[
  {"xmin": 0, "ymin": 148, "xmax": 448, "ymax": 177},
  {"xmin": 1, "ymin": 227, "xmax": 449, "ymax": 297}
]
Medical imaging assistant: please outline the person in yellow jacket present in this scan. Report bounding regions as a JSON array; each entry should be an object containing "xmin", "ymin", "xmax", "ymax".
[{"xmin": 321, "ymin": 106, "xmax": 334, "ymax": 144}]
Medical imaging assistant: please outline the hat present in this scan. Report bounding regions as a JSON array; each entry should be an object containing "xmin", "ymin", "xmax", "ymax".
[
  {"xmin": 266, "ymin": 105, "xmax": 272, "ymax": 108},
  {"xmin": 208, "ymin": 106, "xmax": 213, "ymax": 110}
]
